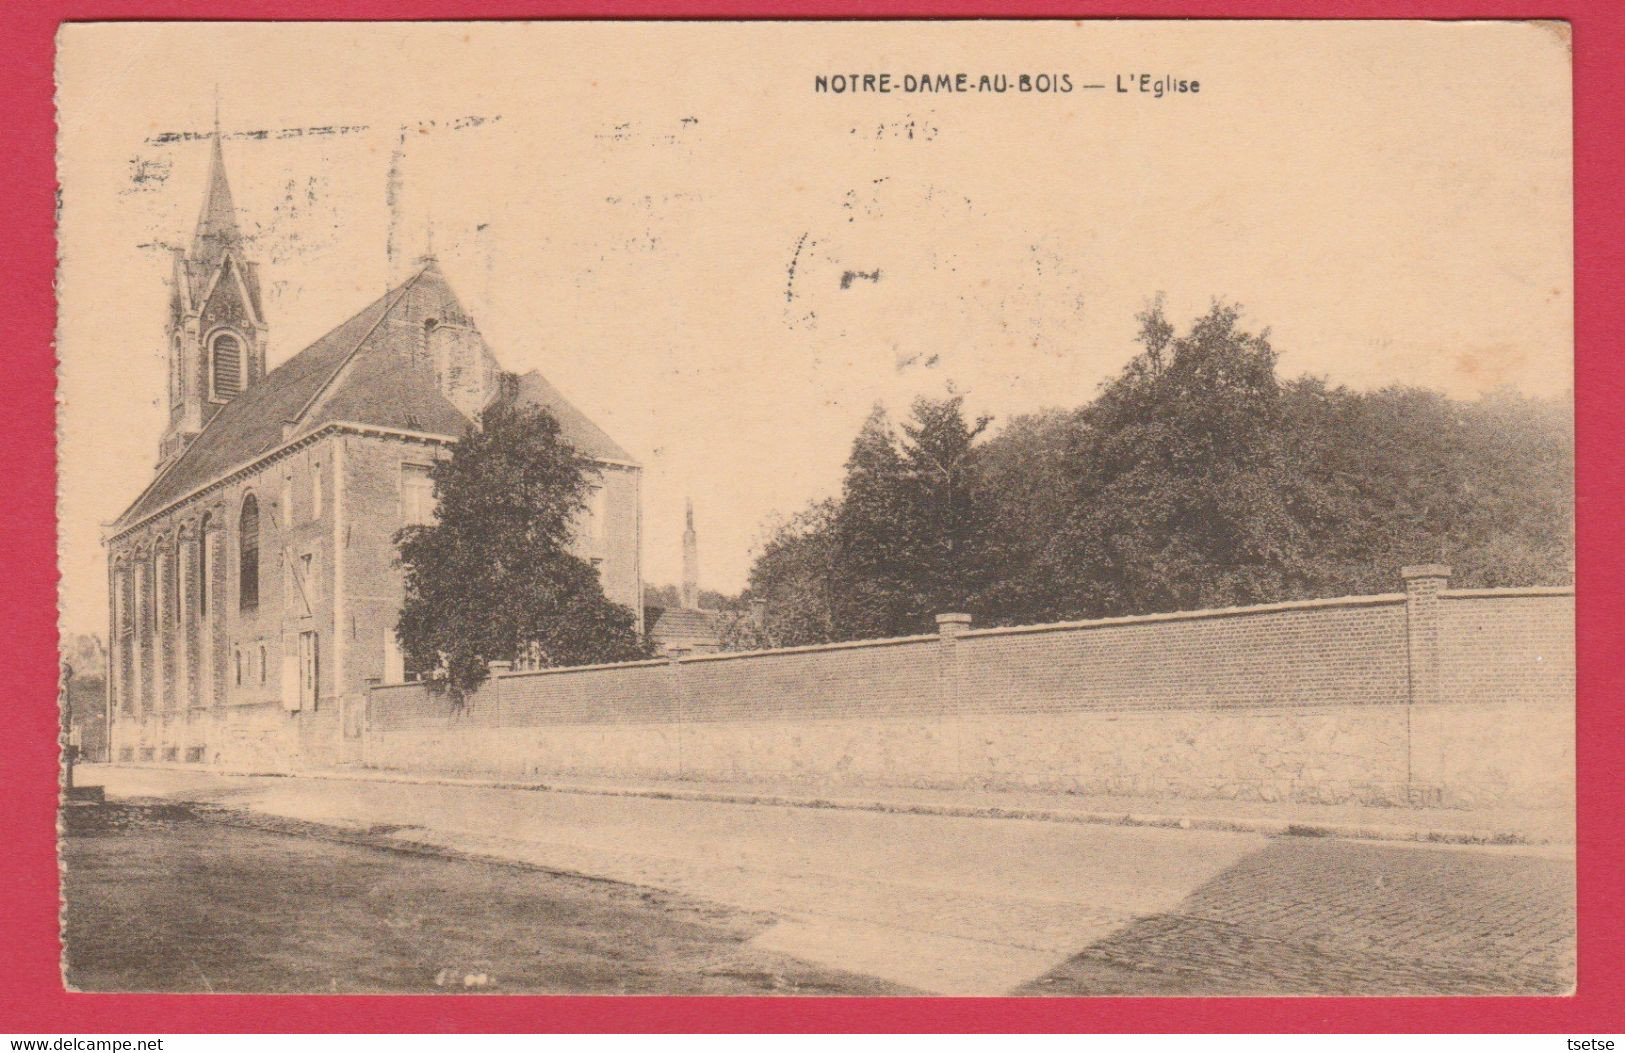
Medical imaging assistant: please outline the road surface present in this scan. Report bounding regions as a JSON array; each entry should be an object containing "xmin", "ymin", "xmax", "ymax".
[{"xmin": 74, "ymin": 766, "xmax": 1575, "ymax": 995}]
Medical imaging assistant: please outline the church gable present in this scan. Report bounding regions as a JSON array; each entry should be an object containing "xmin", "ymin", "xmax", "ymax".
[{"xmin": 198, "ymin": 254, "xmax": 262, "ymax": 333}]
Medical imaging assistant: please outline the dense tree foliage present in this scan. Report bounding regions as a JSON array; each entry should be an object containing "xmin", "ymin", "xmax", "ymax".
[
  {"xmin": 643, "ymin": 583, "xmax": 739, "ymax": 611},
  {"xmin": 826, "ymin": 396, "xmax": 995, "ymax": 638},
  {"xmin": 395, "ymin": 398, "xmax": 649, "ymax": 696},
  {"xmin": 1035, "ymin": 298, "xmax": 1314, "ymax": 615},
  {"xmin": 727, "ymin": 499, "xmax": 841, "ymax": 648},
  {"xmin": 738, "ymin": 298, "xmax": 1573, "ymax": 644}
]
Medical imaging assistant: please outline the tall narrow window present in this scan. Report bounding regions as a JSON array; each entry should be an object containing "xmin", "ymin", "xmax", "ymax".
[
  {"xmin": 401, "ymin": 464, "xmax": 435, "ymax": 526},
  {"xmin": 239, "ymin": 495, "xmax": 260, "ymax": 610},
  {"xmin": 154, "ymin": 553, "xmax": 168, "ymax": 630},
  {"xmin": 114, "ymin": 566, "xmax": 130, "ymax": 639},
  {"xmin": 170, "ymin": 334, "xmax": 184, "ymax": 413},
  {"xmin": 588, "ymin": 485, "xmax": 609, "ymax": 543},
  {"xmin": 299, "ymin": 631, "xmax": 320, "ymax": 709},
  {"xmin": 140, "ymin": 560, "xmax": 153, "ymax": 631},
  {"xmin": 198, "ymin": 514, "xmax": 210, "ymax": 617},
  {"xmin": 311, "ymin": 461, "xmax": 323, "ymax": 520},
  {"xmin": 210, "ymin": 331, "xmax": 244, "ymax": 400},
  {"xmin": 168, "ymin": 539, "xmax": 179, "ymax": 620}
]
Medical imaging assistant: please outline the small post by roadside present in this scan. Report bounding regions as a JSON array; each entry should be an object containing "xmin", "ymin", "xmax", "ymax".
[
  {"xmin": 60, "ymin": 659, "xmax": 103, "ymax": 804},
  {"xmin": 60, "ymin": 659, "xmax": 75, "ymax": 794}
]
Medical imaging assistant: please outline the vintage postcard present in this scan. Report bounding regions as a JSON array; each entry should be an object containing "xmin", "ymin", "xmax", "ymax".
[{"xmin": 55, "ymin": 20, "xmax": 1574, "ymax": 996}]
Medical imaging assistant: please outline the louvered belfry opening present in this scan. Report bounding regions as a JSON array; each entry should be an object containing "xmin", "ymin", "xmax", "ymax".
[{"xmin": 211, "ymin": 331, "xmax": 244, "ymax": 399}]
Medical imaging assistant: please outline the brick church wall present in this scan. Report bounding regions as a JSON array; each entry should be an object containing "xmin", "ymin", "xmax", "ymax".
[{"xmin": 106, "ymin": 423, "xmax": 644, "ymax": 774}]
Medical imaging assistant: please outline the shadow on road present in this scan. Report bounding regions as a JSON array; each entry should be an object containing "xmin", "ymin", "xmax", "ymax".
[{"xmin": 61, "ymin": 802, "xmax": 908, "ymax": 995}]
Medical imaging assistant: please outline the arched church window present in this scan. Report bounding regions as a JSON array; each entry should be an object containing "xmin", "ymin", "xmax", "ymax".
[
  {"xmin": 210, "ymin": 330, "xmax": 245, "ymax": 400},
  {"xmin": 239, "ymin": 495, "xmax": 260, "ymax": 610}
]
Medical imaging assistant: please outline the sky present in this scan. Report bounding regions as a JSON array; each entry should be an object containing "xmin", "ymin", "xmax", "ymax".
[{"xmin": 55, "ymin": 20, "xmax": 1573, "ymax": 638}]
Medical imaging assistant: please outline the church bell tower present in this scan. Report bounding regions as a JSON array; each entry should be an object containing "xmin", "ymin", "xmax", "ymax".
[{"xmin": 159, "ymin": 117, "xmax": 267, "ymax": 470}]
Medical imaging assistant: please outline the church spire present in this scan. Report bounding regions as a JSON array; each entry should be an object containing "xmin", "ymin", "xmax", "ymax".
[
  {"xmin": 190, "ymin": 109, "xmax": 242, "ymax": 262},
  {"xmin": 157, "ymin": 103, "xmax": 266, "ymax": 471}
]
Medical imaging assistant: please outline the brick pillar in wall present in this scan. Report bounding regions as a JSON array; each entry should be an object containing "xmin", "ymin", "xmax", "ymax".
[
  {"xmin": 361, "ymin": 676, "xmax": 381, "ymax": 765},
  {"xmin": 936, "ymin": 613, "xmax": 971, "ymax": 707},
  {"xmin": 1402, "ymin": 564, "xmax": 1451, "ymax": 708},
  {"xmin": 937, "ymin": 613, "xmax": 971, "ymax": 778},
  {"xmin": 667, "ymin": 648, "xmax": 690, "ymax": 778}
]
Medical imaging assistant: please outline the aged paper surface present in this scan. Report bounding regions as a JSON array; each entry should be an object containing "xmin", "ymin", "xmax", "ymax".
[{"xmin": 57, "ymin": 21, "xmax": 1573, "ymax": 995}]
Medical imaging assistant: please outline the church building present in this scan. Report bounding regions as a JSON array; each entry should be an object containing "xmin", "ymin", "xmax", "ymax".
[{"xmin": 103, "ymin": 131, "xmax": 642, "ymax": 771}]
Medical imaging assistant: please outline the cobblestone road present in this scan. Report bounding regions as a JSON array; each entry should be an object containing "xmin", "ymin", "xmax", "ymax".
[{"xmin": 1023, "ymin": 839, "xmax": 1575, "ymax": 995}]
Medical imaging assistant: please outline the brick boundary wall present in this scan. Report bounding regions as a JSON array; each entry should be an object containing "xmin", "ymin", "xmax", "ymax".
[{"xmin": 359, "ymin": 566, "xmax": 1573, "ymax": 808}]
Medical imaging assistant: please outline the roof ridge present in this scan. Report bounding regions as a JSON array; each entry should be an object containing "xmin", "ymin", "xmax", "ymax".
[{"xmin": 284, "ymin": 266, "xmax": 430, "ymax": 435}]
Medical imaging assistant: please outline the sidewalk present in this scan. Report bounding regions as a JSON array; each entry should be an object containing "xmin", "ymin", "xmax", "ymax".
[{"xmin": 105, "ymin": 763, "xmax": 1572, "ymax": 847}]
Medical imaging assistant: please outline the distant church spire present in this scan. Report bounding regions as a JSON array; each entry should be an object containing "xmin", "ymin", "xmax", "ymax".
[{"xmin": 681, "ymin": 499, "xmax": 700, "ymax": 609}]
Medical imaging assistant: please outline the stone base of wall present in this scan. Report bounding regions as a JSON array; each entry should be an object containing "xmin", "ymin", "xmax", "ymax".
[
  {"xmin": 364, "ymin": 700, "xmax": 1573, "ymax": 810},
  {"xmin": 1409, "ymin": 701, "xmax": 1574, "ymax": 809}
]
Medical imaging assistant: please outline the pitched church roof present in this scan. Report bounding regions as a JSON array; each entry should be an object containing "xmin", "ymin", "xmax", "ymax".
[
  {"xmin": 513, "ymin": 369, "xmax": 633, "ymax": 464},
  {"xmin": 114, "ymin": 260, "xmax": 635, "ymax": 533}
]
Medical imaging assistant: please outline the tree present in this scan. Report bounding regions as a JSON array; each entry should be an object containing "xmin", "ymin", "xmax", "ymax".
[
  {"xmin": 1041, "ymin": 297, "xmax": 1314, "ymax": 616},
  {"xmin": 395, "ymin": 397, "xmax": 648, "ymax": 697},
  {"xmin": 739, "ymin": 295, "xmax": 1573, "ymax": 640},
  {"xmin": 825, "ymin": 394, "xmax": 996, "ymax": 639},
  {"xmin": 643, "ymin": 583, "xmax": 742, "ymax": 611},
  {"xmin": 894, "ymin": 391, "xmax": 994, "ymax": 618},
  {"xmin": 1279, "ymin": 379, "xmax": 1573, "ymax": 593},
  {"xmin": 734, "ymin": 498, "xmax": 840, "ymax": 648},
  {"xmin": 971, "ymin": 407, "xmax": 1089, "ymax": 625},
  {"xmin": 830, "ymin": 406, "xmax": 918, "ymax": 639}
]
